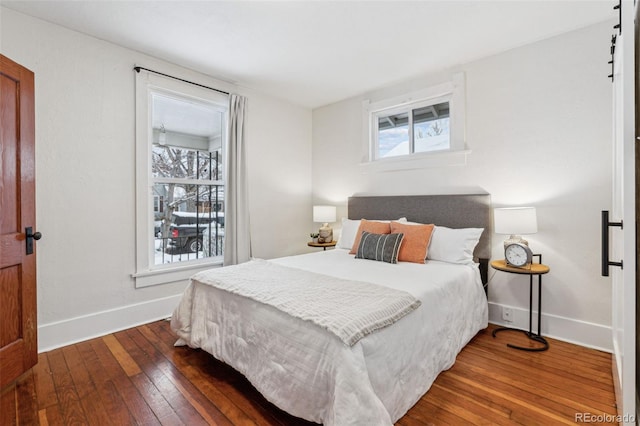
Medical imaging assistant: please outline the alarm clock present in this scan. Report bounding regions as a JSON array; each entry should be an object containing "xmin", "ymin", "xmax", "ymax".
[{"xmin": 504, "ymin": 242, "xmax": 533, "ymax": 268}]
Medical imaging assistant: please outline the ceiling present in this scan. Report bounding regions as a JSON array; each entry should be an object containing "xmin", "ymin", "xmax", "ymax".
[{"xmin": 1, "ymin": 1, "xmax": 613, "ymax": 109}]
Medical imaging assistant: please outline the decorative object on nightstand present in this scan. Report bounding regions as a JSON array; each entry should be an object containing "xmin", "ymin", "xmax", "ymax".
[
  {"xmin": 307, "ymin": 241, "xmax": 337, "ymax": 251},
  {"xmin": 504, "ymin": 242, "xmax": 533, "ymax": 268},
  {"xmin": 494, "ymin": 207, "xmax": 537, "ymax": 268},
  {"xmin": 313, "ymin": 205, "xmax": 336, "ymax": 243},
  {"xmin": 491, "ymin": 256, "xmax": 550, "ymax": 351}
]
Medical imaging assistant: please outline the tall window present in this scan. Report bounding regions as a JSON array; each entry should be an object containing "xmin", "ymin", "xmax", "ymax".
[
  {"xmin": 135, "ymin": 70, "xmax": 229, "ymax": 287},
  {"xmin": 151, "ymin": 92, "xmax": 226, "ymax": 264}
]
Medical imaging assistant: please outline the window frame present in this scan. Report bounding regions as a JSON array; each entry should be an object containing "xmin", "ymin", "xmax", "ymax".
[
  {"xmin": 133, "ymin": 70, "xmax": 229, "ymax": 288},
  {"xmin": 362, "ymin": 72, "xmax": 468, "ymax": 170}
]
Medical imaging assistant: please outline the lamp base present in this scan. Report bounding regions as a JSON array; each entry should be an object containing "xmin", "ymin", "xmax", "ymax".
[
  {"xmin": 318, "ymin": 223, "xmax": 333, "ymax": 243},
  {"xmin": 503, "ymin": 234, "xmax": 528, "ymax": 248}
]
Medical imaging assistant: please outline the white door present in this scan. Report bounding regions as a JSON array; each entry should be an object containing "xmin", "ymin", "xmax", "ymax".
[{"xmin": 610, "ymin": 1, "xmax": 636, "ymax": 423}]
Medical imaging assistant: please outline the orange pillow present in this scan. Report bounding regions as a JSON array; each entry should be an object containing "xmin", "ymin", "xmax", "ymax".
[
  {"xmin": 349, "ymin": 220, "xmax": 392, "ymax": 254},
  {"xmin": 389, "ymin": 221, "xmax": 435, "ymax": 263}
]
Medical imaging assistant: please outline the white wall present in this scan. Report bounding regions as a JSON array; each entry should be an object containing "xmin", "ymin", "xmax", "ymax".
[
  {"xmin": 1, "ymin": 6, "xmax": 614, "ymax": 352},
  {"xmin": 0, "ymin": 7, "xmax": 312, "ymax": 351},
  {"xmin": 312, "ymin": 22, "xmax": 614, "ymax": 350},
  {"xmin": 242, "ymin": 88, "xmax": 313, "ymax": 259}
]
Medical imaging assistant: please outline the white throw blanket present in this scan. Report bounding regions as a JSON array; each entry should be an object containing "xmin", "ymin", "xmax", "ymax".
[{"xmin": 190, "ymin": 259, "xmax": 421, "ymax": 346}]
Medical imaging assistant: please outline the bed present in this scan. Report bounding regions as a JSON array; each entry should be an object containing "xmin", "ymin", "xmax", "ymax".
[{"xmin": 171, "ymin": 194, "xmax": 491, "ymax": 425}]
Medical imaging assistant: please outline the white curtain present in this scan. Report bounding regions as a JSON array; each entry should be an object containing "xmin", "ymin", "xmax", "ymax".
[{"xmin": 224, "ymin": 94, "xmax": 251, "ymax": 265}]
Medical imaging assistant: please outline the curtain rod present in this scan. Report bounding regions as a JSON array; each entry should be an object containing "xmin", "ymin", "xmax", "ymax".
[{"xmin": 134, "ymin": 66, "xmax": 230, "ymax": 96}]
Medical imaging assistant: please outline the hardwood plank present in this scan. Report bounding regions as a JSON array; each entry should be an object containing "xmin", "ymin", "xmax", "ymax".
[
  {"xmin": 102, "ymin": 334, "xmax": 142, "ymax": 377},
  {"xmin": 474, "ymin": 331, "xmax": 613, "ymax": 386},
  {"xmin": 90, "ymin": 336, "xmax": 161, "ymax": 425},
  {"xmin": 114, "ymin": 329, "xmax": 185, "ymax": 425},
  {"xmin": 448, "ymin": 361, "xmax": 613, "ymax": 423},
  {"xmin": 459, "ymin": 344, "xmax": 616, "ymax": 410},
  {"xmin": 32, "ymin": 352, "xmax": 57, "ymax": 410},
  {"xmin": 75, "ymin": 339, "xmax": 138, "ymax": 425},
  {"xmin": 15, "ymin": 370, "xmax": 39, "ymax": 426},
  {"xmin": 1, "ymin": 382, "xmax": 17, "ymax": 426},
  {"xmin": 46, "ymin": 349, "xmax": 90, "ymax": 425},
  {"xmin": 139, "ymin": 323, "xmax": 253, "ymax": 425},
  {"xmin": 125, "ymin": 326, "xmax": 222, "ymax": 425},
  {"xmin": 131, "ymin": 374, "xmax": 185, "ymax": 426},
  {"xmin": 441, "ymin": 370, "xmax": 576, "ymax": 425},
  {"xmin": 40, "ymin": 404, "xmax": 63, "ymax": 426},
  {"xmin": 407, "ymin": 398, "xmax": 469, "ymax": 425},
  {"xmin": 433, "ymin": 373, "xmax": 514, "ymax": 419},
  {"xmin": 61, "ymin": 344, "xmax": 112, "ymax": 425},
  {"xmin": 469, "ymin": 353, "xmax": 613, "ymax": 414},
  {"xmin": 60, "ymin": 345, "xmax": 94, "ymax": 396},
  {"xmin": 12, "ymin": 320, "xmax": 618, "ymax": 426},
  {"xmin": 426, "ymin": 382, "xmax": 513, "ymax": 425}
]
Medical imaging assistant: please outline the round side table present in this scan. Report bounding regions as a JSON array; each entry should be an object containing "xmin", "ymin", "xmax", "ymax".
[
  {"xmin": 307, "ymin": 241, "xmax": 337, "ymax": 251},
  {"xmin": 490, "ymin": 258, "xmax": 550, "ymax": 352}
]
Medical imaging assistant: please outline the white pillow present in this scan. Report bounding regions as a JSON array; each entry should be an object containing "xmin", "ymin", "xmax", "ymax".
[
  {"xmin": 427, "ymin": 226, "xmax": 484, "ymax": 264},
  {"xmin": 337, "ymin": 218, "xmax": 361, "ymax": 249},
  {"xmin": 336, "ymin": 217, "xmax": 407, "ymax": 250}
]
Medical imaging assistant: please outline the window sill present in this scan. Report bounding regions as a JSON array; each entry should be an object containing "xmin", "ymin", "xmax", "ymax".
[
  {"xmin": 359, "ymin": 149, "xmax": 471, "ymax": 173},
  {"xmin": 133, "ymin": 258, "xmax": 223, "ymax": 288}
]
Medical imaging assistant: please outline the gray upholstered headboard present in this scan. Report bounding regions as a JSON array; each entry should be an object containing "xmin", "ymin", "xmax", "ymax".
[{"xmin": 347, "ymin": 194, "xmax": 492, "ymax": 284}]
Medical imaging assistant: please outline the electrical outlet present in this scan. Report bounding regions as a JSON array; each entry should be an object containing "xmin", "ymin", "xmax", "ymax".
[{"xmin": 502, "ymin": 307, "xmax": 513, "ymax": 323}]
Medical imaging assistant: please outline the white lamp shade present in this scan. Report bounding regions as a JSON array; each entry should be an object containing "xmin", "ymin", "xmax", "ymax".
[
  {"xmin": 313, "ymin": 205, "xmax": 336, "ymax": 223},
  {"xmin": 494, "ymin": 207, "xmax": 537, "ymax": 235}
]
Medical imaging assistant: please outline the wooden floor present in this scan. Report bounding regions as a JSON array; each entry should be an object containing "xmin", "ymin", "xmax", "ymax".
[{"xmin": 2, "ymin": 321, "xmax": 617, "ymax": 425}]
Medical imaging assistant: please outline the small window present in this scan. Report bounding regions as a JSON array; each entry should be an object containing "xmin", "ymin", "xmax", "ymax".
[
  {"xmin": 364, "ymin": 73, "xmax": 466, "ymax": 167},
  {"xmin": 376, "ymin": 100, "xmax": 450, "ymax": 159}
]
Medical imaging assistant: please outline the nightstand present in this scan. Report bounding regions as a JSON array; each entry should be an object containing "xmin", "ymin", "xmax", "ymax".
[
  {"xmin": 307, "ymin": 241, "xmax": 337, "ymax": 251},
  {"xmin": 491, "ymin": 256, "xmax": 550, "ymax": 352}
]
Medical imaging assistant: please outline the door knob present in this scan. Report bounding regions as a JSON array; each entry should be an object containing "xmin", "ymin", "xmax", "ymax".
[
  {"xmin": 25, "ymin": 227, "xmax": 42, "ymax": 255},
  {"xmin": 27, "ymin": 230, "xmax": 42, "ymax": 240}
]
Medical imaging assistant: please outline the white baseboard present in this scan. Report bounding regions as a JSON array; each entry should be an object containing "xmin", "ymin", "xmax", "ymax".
[
  {"xmin": 488, "ymin": 302, "xmax": 612, "ymax": 353},
  {"xmin": 38, "ymin": 294, "xmax": 182, "ymax": 353},
  {"xmin": 38, "ymin": 298, "xmax": 612, "ymax": 354}
]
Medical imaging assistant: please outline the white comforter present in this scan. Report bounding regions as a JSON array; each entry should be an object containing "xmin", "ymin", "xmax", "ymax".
[{"xmin": 171, "ymin": 249, "xmax": 488, "ymax": 425}]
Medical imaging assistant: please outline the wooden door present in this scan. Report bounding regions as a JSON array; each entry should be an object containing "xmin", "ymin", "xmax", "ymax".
[{"xmin": 0, "ymin": 55, "xmax": 37, "ymax": 389}]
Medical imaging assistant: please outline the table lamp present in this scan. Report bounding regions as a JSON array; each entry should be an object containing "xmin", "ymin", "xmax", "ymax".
[
  {"xmin": 313, "ymin": 205, "xmax": 336, "ymax": 243},
  {"xmin": 494, "ymin": 207, "xmax": 537, "ymax": 248}
]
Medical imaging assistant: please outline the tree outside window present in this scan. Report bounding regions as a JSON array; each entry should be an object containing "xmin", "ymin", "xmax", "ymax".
[{"xmin": 150, "ymin": 92, "xmax": 226, "ymax": 265}]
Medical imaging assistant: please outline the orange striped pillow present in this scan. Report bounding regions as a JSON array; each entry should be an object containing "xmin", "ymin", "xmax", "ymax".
[
  {"xmin": 349, "ymin": 219, "xmax": 392, "ymax": 254},
  {"xmin": 389, "ymin": 221, "xmax": 435, "ymax": 263}
]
